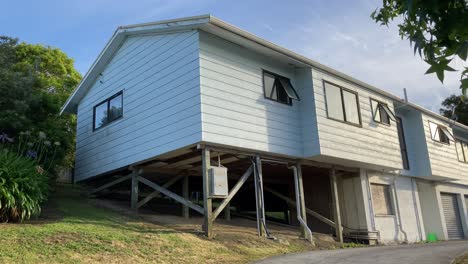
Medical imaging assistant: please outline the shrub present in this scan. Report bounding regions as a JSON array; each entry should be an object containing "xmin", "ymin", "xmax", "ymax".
[{"xmin": 0, "ymin": 148, "xmax": 48, "ymax": 222}]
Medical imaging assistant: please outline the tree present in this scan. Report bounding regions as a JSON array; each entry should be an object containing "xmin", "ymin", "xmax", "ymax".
[
  {"xmin": 0, "ymin": 36, "xmax": 81, "ymax": 169},
  {"xmin": 371, "ymin": 0, "xmax": 468, "ymax": 94},
  {"xmin": 440, "ymin": 94, "xmax": 468, "ymax": 126}
]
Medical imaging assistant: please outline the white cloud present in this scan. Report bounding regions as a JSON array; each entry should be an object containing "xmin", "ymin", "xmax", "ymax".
[{"xmin": 273, "ymin": 0, "xmax": 463, "ymax": 112}]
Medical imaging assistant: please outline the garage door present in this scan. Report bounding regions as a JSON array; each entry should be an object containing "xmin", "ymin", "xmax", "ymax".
[{"xmin": 441, "ymin": 193, "xmax": 464, "ymax": 240}]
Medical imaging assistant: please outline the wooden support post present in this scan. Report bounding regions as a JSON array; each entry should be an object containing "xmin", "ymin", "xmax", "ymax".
[
  {"xmin": 131, "ymin": 171, "xmax": 139, "ymax": 212},
  {"xmin": 297, "ymin": 164, "xmax": 308, "ymax": 237},
  {"xmin": 202, "ymin": 148, "xmax": 213, "ymax": 238},
  {"xmin": 330, "ymin": 168, "xmax": 343, "ymax": 243},
  {"xmin": 182, "ymin": 175, "xmax": 189, "ymax": 219},
  {"xmin": 254, "ymin": 155, "xmax": 266, "ymax": 237}
]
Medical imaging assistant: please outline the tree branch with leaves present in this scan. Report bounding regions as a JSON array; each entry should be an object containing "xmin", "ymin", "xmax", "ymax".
[{"xmin": 372, "ymin": 0, "xmax": 468, "ymax": 94}]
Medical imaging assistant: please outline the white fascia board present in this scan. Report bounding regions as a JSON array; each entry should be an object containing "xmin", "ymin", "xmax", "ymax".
[
  {"xmin": 60, "ymin": 14, "xmax": 468, "ymax": 134},
  {"xmin": 60, "ymin": 15, "xmax": 211, "ymax": 114},
  {"xmin": 60, "ymin": 29, "xmax": 123, "ymax": 114},
  {"xmin": 207, "ymin": 16, "xmax": 468, "ymax": 132}
]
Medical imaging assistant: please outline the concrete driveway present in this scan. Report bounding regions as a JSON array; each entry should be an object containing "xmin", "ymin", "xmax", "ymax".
[{"xmin": 255, "ymin": 241, "xmax": 468, "ymax": 264}]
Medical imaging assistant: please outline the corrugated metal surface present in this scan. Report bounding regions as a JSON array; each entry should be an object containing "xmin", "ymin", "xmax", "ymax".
[{"xmin": 441, "ymin": 193, "xmax": 464, "ymax": 240}]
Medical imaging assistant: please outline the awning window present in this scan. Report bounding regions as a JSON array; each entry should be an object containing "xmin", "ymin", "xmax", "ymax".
[
  {"xmin": 429, "ymin": 121, "xmax": 454, "ymax": 144},
  {"xmin": 263, "ymin": 71, "xmax": 300, "ymax": 105},
  {"xmin": 371, "ymin": 99, "xmax": 396, "ymax": 125}
]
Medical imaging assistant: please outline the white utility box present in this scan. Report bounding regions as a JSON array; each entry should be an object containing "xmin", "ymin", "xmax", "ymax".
[{"xmin": 209, "ymin": 166, "xmax": 228, "ymax": 197}]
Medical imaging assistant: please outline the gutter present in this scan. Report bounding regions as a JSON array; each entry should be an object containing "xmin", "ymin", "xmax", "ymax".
[
  {"xmin": 60, "ymin": 14, "xmax": 468, "ymax": 132},
  {"xmin": 208, "ymin": 16, "xmax": 468, "ymax": 131}
]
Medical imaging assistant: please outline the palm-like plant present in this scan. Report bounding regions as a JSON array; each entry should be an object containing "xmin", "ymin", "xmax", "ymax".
[{"xmin": 0, "ymin": 148, "xmax": 48, "ymax": 222}]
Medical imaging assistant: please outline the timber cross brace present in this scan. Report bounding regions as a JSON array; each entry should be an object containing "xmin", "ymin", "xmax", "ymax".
[
  {"xmin": 199, "ymin": 147, "xmax": 316, "ymax": 244},
  {"xmin": 88, "ymin": 147, "xmax": 346, "ymax": 245}
]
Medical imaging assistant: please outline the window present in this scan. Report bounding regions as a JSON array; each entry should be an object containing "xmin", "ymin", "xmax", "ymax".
[
  {"xmin": 324, "ymin": 81, "xmax": 361, "ymax": 126},
  {"xmin": 370, "ymin": 99, "xmax": 396, "ymax": 125},
  {"xmin": 429, "ymin": 121, "xmax": 454, "ymax": 144},
  {"xmin": 263, "ymin": 71, "xmax": 300, "ymax": 105},
  {"xmin": 396, "ymin": 117, "xmax": 410, "ymax": 170},
  {"xmin": 370, "ymin": 183, "xmax": 394, "ymax": 216},
  {"xmin": 93, "ymin": 91, "xmax": 123, "ymax": 130},
  {"xmin": 456, "ymin": 140, "xmax": 468, "ymax": 163}
]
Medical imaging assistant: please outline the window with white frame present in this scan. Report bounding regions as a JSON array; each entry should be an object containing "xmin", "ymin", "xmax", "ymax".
[
  {"xmin": 263, "ymin": 71, "xmax": 300, "ymax": 105},
  {"xmin": 370, "ymin": 98, "xmax": 396, "ymax": 125},
  {"xmin": 324, "ymin": 81, "xmax": 361, "ymax": 126},
  {"xmin": 370, "ymin": 183, "xmax": 394, "ymax": 216},
  {"xmin": 456, "ymin": 140, "xmax": 468, "ymax": 163},
  {"xmin": 428, "ymin": 121, "xmax": 454, "ymax": 144}
]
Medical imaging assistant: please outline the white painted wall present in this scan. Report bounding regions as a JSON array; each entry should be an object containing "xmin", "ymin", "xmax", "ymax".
[
  {"xmin": 311, "ymin": 70, "xmax": 403, "ymax": 170},
  {"xmin": 367, "ymin": 171, "xmax": 424, "ymax": 243},
  {"xmin": 417, "ymin": 181, "xmax": 445, "ymax": 240},
  {"xmin": 75, "ymin": 31, "xmax": 202, "ymax": 181},
  {"xmin": 198, "ymin": 31, "xmax": 305, "ymax": 157}
]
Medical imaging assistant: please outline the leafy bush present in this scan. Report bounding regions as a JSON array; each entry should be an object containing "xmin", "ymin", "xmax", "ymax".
[{"xmin": 0, "ymin": 148, "xmax": 48, "ymax": 222}]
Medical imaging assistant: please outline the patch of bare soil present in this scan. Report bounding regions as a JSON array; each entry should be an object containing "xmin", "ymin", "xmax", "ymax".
[
  {"xmin": 43, "ymin": 232, "xmax": 83, "ymax": 245},
  {"xmin": 91, "ymin": 198, "xmax": 342, "ymax": 252}
]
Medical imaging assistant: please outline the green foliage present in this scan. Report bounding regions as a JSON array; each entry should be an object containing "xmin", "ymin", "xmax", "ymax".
[
  {"xmin": 371, "ymin": 0, "xmax": 468, "ymax": 94},
  {"xmin": 0, "ymin": 148, "xmax": 49, "ymax": 222},
  {"xmin": 440, "ymin": 94, "xmax": 468, "ymax": 126},
  {"xmin": 0, "ymin": 36, "xmax": 81, "ymax": 169}
]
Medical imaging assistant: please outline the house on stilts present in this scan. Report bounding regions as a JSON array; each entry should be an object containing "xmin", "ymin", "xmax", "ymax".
[{"xmin": 61, "ymin": 15, "xmax": 468, "ymax": 244}]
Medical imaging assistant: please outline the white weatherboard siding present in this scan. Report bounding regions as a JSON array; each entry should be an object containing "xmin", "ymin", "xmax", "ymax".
[
  {"xmin": 75, "ymin": 31, "xmax": 202, "ymax": 181},
  {"xmin": 311, "ymin": 70, "xmax": 403, "ymax": 170},
  {"xmin": 421, "ymin": 114, "xmax": 467, "ymax": 180},
  {"xmin": 453, "ymin": 128, "xmax": 468, "ymax": 183},
  {"xmin": 199, "ymin": 31, "xmax": 304, "ymax": 157},
  {"xmin": 368, "ymin": 172, "xmax": 424, "ymax": 243}
]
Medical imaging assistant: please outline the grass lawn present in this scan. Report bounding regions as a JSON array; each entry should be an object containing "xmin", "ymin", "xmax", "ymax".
[{"xmin": 0, "ymin": 185, "xmax": 315, "ymax": 264}]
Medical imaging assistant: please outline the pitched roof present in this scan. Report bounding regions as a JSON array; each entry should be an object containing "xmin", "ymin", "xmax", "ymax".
[{"xmin": 61, "ymin": 15, "xmax": 468, "ymax": 131}]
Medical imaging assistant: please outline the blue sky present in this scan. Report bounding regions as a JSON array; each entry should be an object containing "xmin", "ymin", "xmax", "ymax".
[{"xmin": 1, "ymin": 0, "xmax": 464, "ymax": 111}]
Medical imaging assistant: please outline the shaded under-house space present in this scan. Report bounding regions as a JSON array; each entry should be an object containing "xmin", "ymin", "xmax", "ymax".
[{"xmin": 85, "ymin": 145, "xmax": 379, "ymax": 245}]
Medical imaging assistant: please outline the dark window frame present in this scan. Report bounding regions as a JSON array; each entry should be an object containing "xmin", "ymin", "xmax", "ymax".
[
  {"xmin": 396, "ymin": 117, "xmax": 410, "ymax": 170},
  {"xmin": 262, "ymin": 70, "xmax": 299, "ymax": 106},
  {"xmin": 370, "ymin": 98, "xmax": 393, "ymax": 126},
  {"xmin": 93, "ymin": 91, "xmax": 123, "ymax": 131},
  {"xmin": 428, "ymin": 121, "xmax": 453, "ymax": 145},
  {"xmin": 323, "ymin": 80, "xmax": 362, "ymax": 127}
]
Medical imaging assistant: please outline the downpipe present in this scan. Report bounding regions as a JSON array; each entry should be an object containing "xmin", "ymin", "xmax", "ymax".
[
  {"xmin": 289, "ymin": 165, "xmax": 314, "ymax": 244},
  {"xmin": 411, "ymin": 178, "xmax": 424, "ymax": 241},
  {"xmin": 392, "ymin": 174, "xmax": 408, "ymax": 243}
]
